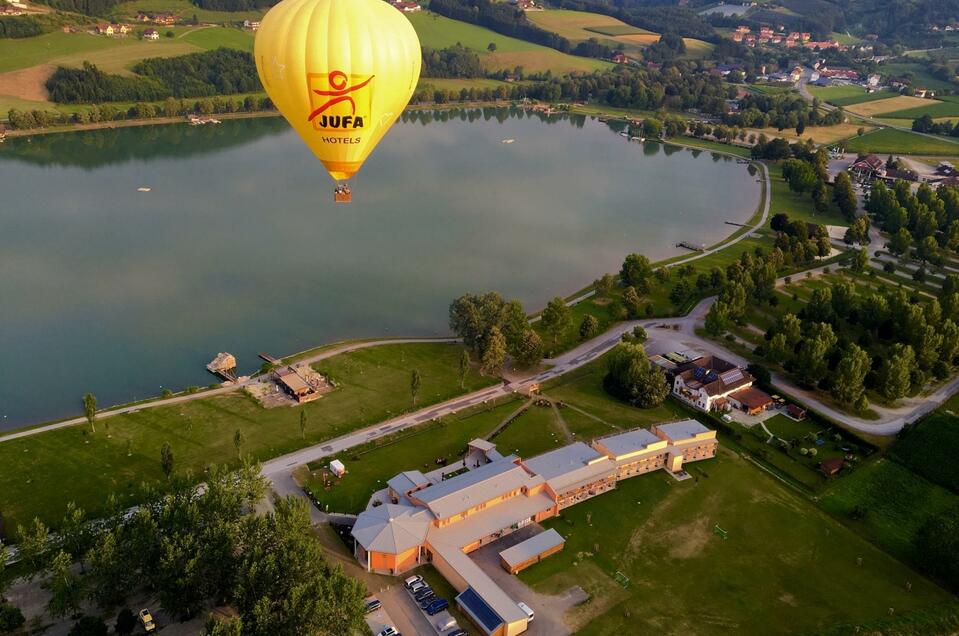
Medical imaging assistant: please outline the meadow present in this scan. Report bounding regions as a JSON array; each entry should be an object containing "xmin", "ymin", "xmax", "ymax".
[
  {"xmin": 845, "ymin": 95, "xmax": 936, "ymax": 118},
  {"xmin": 844, "ymin": 127, "xmax": 959, "ymax": 156},
  {"xmin": 407, "ymin": 11, "xmax": 610, "ymax": 75},
  {"xmin": 882, "ymin": 95, "xmax": 959, "ymax": 120},
  {"xmin": 807, "ymin": 85, "xmax": 895, "ymax": 107}
]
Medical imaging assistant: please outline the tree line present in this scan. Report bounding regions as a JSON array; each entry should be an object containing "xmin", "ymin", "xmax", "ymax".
[
  {"xmin": 867, "ymin": 180, "xmax": 959, "ymax": 270},
  {"xmin": 0, "ymin": 15, "xmax": 44, "ymax": 38},
  {"xmin": 912, "ymin": 113, "xmax": 959, "ymax": 138},
  {"xmin": 32, "ymin": 0, "xmax": 123, "ymax": 17},
  {"xmin": 189, "ymin": 0, "xmax": 275, "ymax": 10},
  {"xmin": 6, "ymin": 94, "xmax": 274, "ymax": 130},
  {"xmin": 0, "ymin": 463, "xmax": 365, "ymax": 635},
  {"xmin": 422, "ymin": 44, "xmax": 484, "ymax": 78}
]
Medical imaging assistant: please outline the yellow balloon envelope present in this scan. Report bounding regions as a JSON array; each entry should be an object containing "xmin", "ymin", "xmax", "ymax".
[{"xmin": 254, "ymin": 0, "xmax": 421, "ymax": 182}]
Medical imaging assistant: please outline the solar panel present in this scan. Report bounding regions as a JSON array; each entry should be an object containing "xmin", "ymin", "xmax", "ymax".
[
  {"xmin": 720, "ymin": 369, "xmax": 744, "ymax": 384},
  {"xmin": 456, "ymin": 588, "xmax": 503, "ymax": 633}
]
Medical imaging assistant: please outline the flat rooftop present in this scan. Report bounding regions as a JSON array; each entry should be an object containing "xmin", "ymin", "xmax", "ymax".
[
  {"xmin": 521, "ymin": 442, "xmax": 615, "ymax": 494},
  {"xmin": 498, "ymin": 528, "xmax": 565, "ymax": 569},
  {"xmin": 656, "ymin": 419, "xmax": 712, "ymax": 441},
  {"xmin": 413, "ymin": 456, "xmax": 541, "ymax": 520},
  {"xmin": 594, "ymin": 428, "xmax": 664, "ymax": 459}
]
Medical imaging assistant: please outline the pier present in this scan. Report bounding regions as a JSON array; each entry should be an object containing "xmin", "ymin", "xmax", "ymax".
[{"xmin": 676, "ymin": 241, "xmax": 706, "ymax": 252}]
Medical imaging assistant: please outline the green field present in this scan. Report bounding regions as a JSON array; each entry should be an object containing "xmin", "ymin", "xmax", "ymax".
[
  {"xmin": 819, "ymin": 458, "xmax": 959, "ymax": 560},
  {"xmin": 416, "ymin": 77, "xmax": 513, "ymax": 93},
  {"xmin": 520, "ymin": 449, "xmax": 951, "ymax": 634},
  {"xmin": 0, "ymin": 343, "xmax": 495, "ymax": 536},
  {"xmin": 844, "ymin": 127, "xmax": 959, "ymax": 156},
  {"xmin": 407, "ymin": 11, "xmax": 610, "ymax": 75},
  {"xmin": 0, "ymin": 32, "xmax": 121, "ymax": 74},
  {"xmin": 180, "ymin": 26, "xmax": 254, "ymax": 52},
  {"xmin": 807, "ymin": 85, "xmax": 896, "ymax": 107},
  {"xmin": 882, "ymin": 95, "xmax": 959, "ymax": 120},
  {"xmin": 769, "ymin": 164, "xmax": 849, "ymax": 226},
  {"xmin": 880, "ymin": 62, "xmax": 959, "ymax": 93},
  {"xmin": 889, "ymin": 398, "xmax": 959, "ymax": 493},
  {"xmin": 526, "ymin": 9, "xmax": 649, "ymax": 42}
]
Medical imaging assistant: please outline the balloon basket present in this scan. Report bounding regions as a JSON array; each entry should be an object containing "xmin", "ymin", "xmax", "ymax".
[{"xmin": 333, "ymin": 184, "xmax": 352, "ymax": 204}]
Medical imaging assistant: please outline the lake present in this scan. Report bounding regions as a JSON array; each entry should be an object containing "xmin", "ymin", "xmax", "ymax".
[{"xmin": 0, "ymin": 108, "xmax": 760, "ymax": 429}]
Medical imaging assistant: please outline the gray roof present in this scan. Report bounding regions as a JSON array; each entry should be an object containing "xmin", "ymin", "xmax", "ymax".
[
  {"xmin": 521, "ymin": 442, "xmax": 615, "ymax": 494},
  {"xmin": 411, "ymin": 456, "xmax": 537, "ymax": 520},
  {"xmin": 468, "ymin": 438, "xmax": 496, "ymax": 452},
  {"xmin": 594, "ymin": 428, "xmax": 662, "ymax": 459},
  {"xmin": 350, "ymin": 504, "xmax": 432, "ymax": 554},
  {"xmin": 387, "ymin": 470, "xmax": 429, "ymax": 497},
  {"xmin": 656, "ymin": 419, "xmax": 711, "ymax": 441},
  {"xmin": 498, "ymin": 528, "xmax": 565, "ymax": 568}
]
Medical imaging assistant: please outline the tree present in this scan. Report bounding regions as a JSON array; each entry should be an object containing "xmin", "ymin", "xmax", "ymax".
[
  {"xmin": 813, "ymin": 180, "xmax": 830, "ymax": 216},
  {"xmin": 0, "ymin": 545, "xmax": 7, "ymax": 599},
  {"xmin": 579, "ymin": 315, "xmax": 599, "ymax": 341},
  {"xmin": 620, "ymin": 253, "xmax": 653, "ymax": 292},
  {"xmin": 0, "ymin": 603, "xmax": 25, "ymax": 633},
  {"xmin": 487, "ymin": 42, "xmax": 497, "ymax": 52},
  {"xmin": 233, "ymin": 429, "xmax": 245, "ymax": 460},
  {"xmin": 831, "ymin": 344, "xmax": 870, "ymax": 405},
  {"xmin": 514, "ymin": 329, "xmax": 543, "ymax": 368},
  {"xmin": 45, "ymin": 550, "xmax": 85, "ymax": 619},
  {"xmin": 880, "ymin": 344, "xmax": 915, "ymax": 402},
  {"xmin": 82, "ymin": 392, "xmax": 97, "ymax": 433},
  {"xmin": 621, "ymin": 325, "xmax": 647, "ymax": 344},
  {"xmin": 458, "ymin": 349, "xmax": 470, "ymax": 388},
  {"xmin": 448, "ymin": 292, "xmax": 507, "ymax": 354},
  {"xmin": 500, "ymin": 299, "xmax": 529, "ymax": 353},
  {"xmin": 160, "ymin": 442, "xmax": 175, "ymax": 479},
  {"xmin": 782, "ymin": 159, "xmax": 817, "ymax": 193},
  {"xmin": 851, "ymin": 247, "xmax": 869, "ymax": 272},
  {"xmin": 622, "ymin": 286, "xmax": 643, "ymax": 319},
  {"xmin": 795, "ymin": 323, "xmax": 837, "ymax": 387},
  {"xmin": 203, "ymin": 615, "xmax": 243, "ymax": 635},
  {"xmin": 765, "ymin": 332, "xmax": 792, "ymax": 366},
  {"xmin": 60, "ymin": 502, "xmax": 91, "ymax": 570},
  {"xmin": 540, "ymin": 297, "xmax": 571, "ymax": 345},
  {"xmin": 234, "ymin": 497, "xmax": 366, "ymax": 635},
  {"xmin": 704, "ymin": 300, "xmax": 730, "ymax": 336},
  {"xmin": 17, "ymin": 517, "xmax": 50, "ymax": 578},
  {"xmin": 68, "ymin": 615, "xmax": 108, "ymax": 636},
  {"xmin": 410, "ymin": 369, "xmax": 421, "ymax": 407},
  {"xmin": 602, "ymin": 342, "xmax": 669, "ymax": 408},
  {"xmin": 115, "ymin": 609, "xmax": 137, "ymax": 636},
  {"xmin": 833, "ymin": 171, "xmax": 858, "ymax": 221},
  {"xmin": 915, "ymin": 506, "xmax": 959, "ymax": 591},
  {"xmin": 796, "ymin": 120, "xmax": 806, "ymax": 136},
  {"xmin": 595, "ymin": 273, "xmax": 615, "ymax": 294},
  {"xmin": 481, "ymin": 326, "xmax": 507, "ymax": 376},
  {"xmin": 86, "ymin": 527, "xmax": 137, "ymax": 607},
  {"xmin": 669, "ymin": 279, "xmax": 691, "ymax": 307}
]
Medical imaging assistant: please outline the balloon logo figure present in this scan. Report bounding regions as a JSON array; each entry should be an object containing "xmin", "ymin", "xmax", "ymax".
[{"xmin": 254, "ymin": 0, "xmax": 422, "ymax": 204}]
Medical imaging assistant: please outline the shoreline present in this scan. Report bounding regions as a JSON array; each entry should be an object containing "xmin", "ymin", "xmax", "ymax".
[{"xmin": 0, "ymin": 119, "xmax": 768, "ymax": 435}]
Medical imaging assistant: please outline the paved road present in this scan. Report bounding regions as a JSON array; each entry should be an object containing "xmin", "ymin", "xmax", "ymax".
[{"xmin": 0, "ymin": 337, "xmax": 459, "ymax": 445}]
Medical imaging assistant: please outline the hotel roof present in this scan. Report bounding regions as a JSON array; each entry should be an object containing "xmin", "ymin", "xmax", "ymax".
[
  {"xmin": 594, "ymin": 428, "xmax": 662, "ymax": 459},
  {"xmin": 521, "ymin": 442, "xmax": 615, "ymax": 494},
  {"xmin": 386, "ymin": 470, "xmax": 429, "ymax": 499},
  {"xmin": 351, "ymin": 504, "xmax": 432, "ymax": 554},
  {"xmin": 656, "ymin": 419, "xmax": 712, "ymax": 441},
  {"xmin": 411, "ymin": 456, "xmax": 540, "ymax": 520}
]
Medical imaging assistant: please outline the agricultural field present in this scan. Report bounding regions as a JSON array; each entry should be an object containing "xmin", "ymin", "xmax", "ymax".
[
  {"xmin": 180, "ymin": 25, "xmax": 254, "ymax": 52},
  {"xmin": 845, "ymin": 95, "xmax": 934, "ymax": 118},
  {"xmin": 889, "ymin": 396, "xmax": 959, "ymax": 494},
  {"xmin": 0, "ymin": 32, "xmax": 121, "ymax": 74},
  {"xmin": 407, "ymin": 11, "xmax": 610, "ymax": 75},
  {"xmin": 746, "ymin": 121, "xmax": 872, "ymax": 145},
  {"xmin": 416, "ymin": 77, "xmax": 513, "ymax": 93},
  {"xmin": 526, "ymin": 9, "xmax": 653, "ymax": 43},
  {"xmin": 521, "ymin": 448, "xmax": 951, "ymax": 634},
  {"xmin": 845, "ymin": 128, "xmax": 959, "ymax": 156},
  {"xmin": 881, "ymin": 95, "xmax": 959, "ymax": 120},
  {"xmin": 0, "ymin": 342, "xmax": 494, "ymax": 536},
  {"xmin": 807, "ymin": 85, "xmax": 896, "ymax": 107}
]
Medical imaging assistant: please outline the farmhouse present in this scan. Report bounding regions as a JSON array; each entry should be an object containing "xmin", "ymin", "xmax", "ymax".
[
  {"xmin": 391, "ymin": 0, "xmax": 420, "ymax": 11},
  {"xmin": 350, "ymin": 422, "xmax": 718, "ymax": 635},
  {"xmin": 849, "ymin": 154, "xmax": 885, "ymax": 181},
  {"xmin": 143, "ymin": 28, "xmax": 159, "ymax": 40},
  {"xmin": 671, "ymin": 355, "xmax": 755, "ymax": 412},
  {"xmin": 727, "ymin": 386, "xmax": 773, "ymax": 415},
  {"xmin": 243, "ymin": 18, "xmax": 260, "ymax": 29}
]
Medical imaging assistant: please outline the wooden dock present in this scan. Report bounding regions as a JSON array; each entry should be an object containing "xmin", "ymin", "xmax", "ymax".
[
  {"xmin": 676, "ymin": 241, "xmax": 706, "ymax": 252},
  {"xmin": 259, "ymin": 352, "xmax": 280, "ymax": 365}
]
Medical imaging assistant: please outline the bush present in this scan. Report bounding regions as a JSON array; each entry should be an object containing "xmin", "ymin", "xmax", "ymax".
[
  {"xmin": 0, "ymin": 603, "xmax": 25, "ymax": 633},
  {"xmin": 69, "ymin": 616, "xmax": 108, "ymax": 636},
  {"xmin": 115, "ymin": 608, "xmax": 136, "ymax": 635}
]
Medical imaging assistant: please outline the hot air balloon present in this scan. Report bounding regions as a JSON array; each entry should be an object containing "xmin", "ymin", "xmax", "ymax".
[{"xmin": 254, "ymin": 0, "xmax": 421, "ymax": 203}]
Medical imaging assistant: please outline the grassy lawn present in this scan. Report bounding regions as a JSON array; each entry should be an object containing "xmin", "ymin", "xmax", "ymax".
[
  {"xmin": 0, "ymin": 32, "xmax": 120, "ymax": 74},
  {"xmin": 407, "ymin": 11, "xmax": 611, "ymax": 75},
  {"xmin": 492, "ymin": 403, "xmax": 568, "ymax": 458},
  {"xmin": 807, "ymin": 85, "xmax": 896, "ymax": 107},
  {"xmin": 180, "ymin": 26, "xmax": 254, "ymax": 52},
  {"xmin": 303, "ymin": 398, "xmax": 521, "ymax": 514},
  {"xmin": 673, "ymin": 136, "xmax": 752, "ymax": 157},
  {"xmin": 844, "ymin": 127, "xmax": 959, "ymax": 156},
  {"xmin": 748, "ymin": 122, "xmax": 871, "ymax": 146},
  {"xmin": 819, "ymin": 458, "xmax": 959, "ymax": 561},
  {"xmin": 0, "ymin": 343, "xmax": 495, "ymax": 536},
  {"xmin": 889, "ymin": 403, "xmax": 959, "ymax": 494},
  {"xmin": 520, "ymin": 448, "xmax": 951, "ymax": 634},
  {"xmin": 417, "ymin": 77, "xmax": 513, "ymax": 93},
  {"xmin": 769, "ymin": 164, "xmax": 849, "ymax": 226}
]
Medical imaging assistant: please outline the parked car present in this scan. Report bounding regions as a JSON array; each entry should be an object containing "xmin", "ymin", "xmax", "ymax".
[
  {"xmin": 447, "ymin": 630, "xmax": 467, "ymax": 636},
  {"xmin": 138, "ymin": 609, "xmax": 157, "ymax": 633},
  {"xmin": 413, "ymin": 586, "xmax": 434, "ymax": 601},
  {"xmin": 404, "ymin": 574, "xmax": 423, "ymax": 589},
  {"xmin": 409, "ymin": 580, "xmax": 428, "ymax": 594},
  {"xmin": 435, "ymin": 616, "xmax": 458, "ymax": 631},
  {"xmin": 377, "ymin": 626, "xmax": 398, "ymax": 636},
  {"xmin": 518, "ymin": 601, "xmax": 535, "ymax": 622},
  {"xmin": 418, "ymin": 593, "xmax": 437, "ymax": 609},
  {"xmin": 426, "ymin": 598, "xmax": 449, "ymax": 615},
  {"xmin": 364, "ymin": 598, "xmax": 382, "ymax": 613}
]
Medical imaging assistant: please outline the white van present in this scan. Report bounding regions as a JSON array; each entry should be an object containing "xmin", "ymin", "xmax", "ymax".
[
  {"xmin": 435, "ymin": 616, "xmax": 458, "ymax": 631},
  {"xmin": 517, "ymin": 601, "xmax": 534, "ymax": 622},
  {"xmin": 404, "ymin": 574, "xmax": 423, "ymax": 589}
]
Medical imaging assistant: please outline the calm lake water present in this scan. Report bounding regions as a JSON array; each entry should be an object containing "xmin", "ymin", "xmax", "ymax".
[{"xmin": 0, "ymin": 109, "xmax": 760, "ymax": 429}]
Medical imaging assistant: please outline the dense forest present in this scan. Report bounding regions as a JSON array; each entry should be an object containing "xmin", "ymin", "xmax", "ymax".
[
  {"xmin": 46, "ymin": 63, "xmax": 171, "ymax": 104},
  {"xmin": 554, "ymin": 0, "xmax": 716, "ymax": 41},
  {"xmin": 132, "ymin": 48, "xmax": 261, "ymax": 97},
  {"xmin": 32, "ymin": 0, "xmax": 123, "ymax": 17},
  {"xmin": 46, "ymin": 49, "xmax": 261, "ymax": 103},
  {"xmin": 189, "ymin": 0, "xmax": 276, "ymax": 11},
  {"xmin": 0, "ymin": 15, "xmax": 43, "ymax": 38},
  {"xmin": 422, "ymin": 44, "xmax": 484, "ymax": 78}
]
